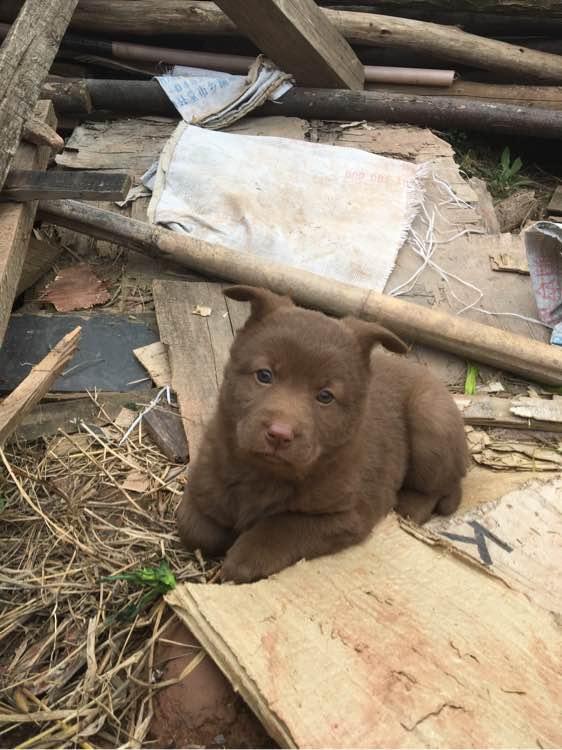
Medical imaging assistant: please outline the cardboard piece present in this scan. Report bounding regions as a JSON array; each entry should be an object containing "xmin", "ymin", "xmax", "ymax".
[{"xmin": 168, "ymin": 511, "xmax": 561, "ymax": 748}]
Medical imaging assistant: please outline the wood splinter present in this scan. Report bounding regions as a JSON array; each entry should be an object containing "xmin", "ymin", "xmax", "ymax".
[
  {"xmin": 0, "ymin": 326, "xmax": 81, "ymax": 446},
  {"xmin": 22, "ymin": 118, "xmax": 64, "ymax": 154}
]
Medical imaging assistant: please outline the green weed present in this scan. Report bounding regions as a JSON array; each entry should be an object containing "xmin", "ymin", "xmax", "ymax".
[
  {"xmin": 464, "ymin": 362, "xmax": 479, "ymax": 395},
  {"xmin": 101, "ymin": 559, "xmax": 176, "ymax": 622}
]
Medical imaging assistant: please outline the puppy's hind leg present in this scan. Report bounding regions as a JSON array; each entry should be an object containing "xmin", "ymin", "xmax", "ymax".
[
  {"xmin": 402, "ymin": 385, "xmax": 468, "ymax": 522},
  {"xmin": 396, "ymin": 489, "xmax": 438, "ymax": 525},
  {"xmin": 436, "ymin": 481, "xmax": 462, "ymax": 517},
  {"xmin": 397, "ymin": 482, "xmax": 462, "ymax": 525}
]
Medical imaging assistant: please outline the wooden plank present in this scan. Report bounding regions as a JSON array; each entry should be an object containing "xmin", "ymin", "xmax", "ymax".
[
  {"xmin": 143, "ymin": 406, "xmax": 189, "ymax": 463},
  {"xmin": 454, "ymin": 394, "xmax": 562, "ymax": 432},
  {"xmin": 214, "ymin": 0, "xmax": 364, "ymax": 90},
  {"xmin": 55, "ymin": 117, "xmax": 177, "ymax": 178},
  {"xmin": 167, "ymin": 512, "xmax": 562, "ymax": 748},
  {"xmin": 546, "ymin": 185, "xmax": 562, "ymax": 216},
  {"xmin": 0, "ymin": 100, "xmax": 55, "ymax": 347},
  {"xmin": 468, "ymin": 177, "xmax": 500, "ymax": 234},
  {"xmin": 0, "ymin": 326, "xmax": 81, "ymax": 445},
  {"xmin": 6, "ymin": 388, "xmax": 156, "ymax": 443},
  {"xmin": 153, "ymin": 281, "xmax": 242, "ymax": 459},
  {"xmin": 16, "ymin": 235, "xmax": 63, "ymax": 296},
  {"xmin": 0, "ymin": 0, "xmax": 78, "ymax": 191},
  {"xmin": 1, "ymin": 170, "xmax": 132, "ymax": 202},
  {"xmin": 510, "ymin": 395, "xmax": 562, "ymax": 423},
  {"xmin": 367, "ymin": 80, "xmax": 562, "ymax": 110},
  {"xmin": 133, "ymin": 341, "xmax": 172, "ymax": 387}
]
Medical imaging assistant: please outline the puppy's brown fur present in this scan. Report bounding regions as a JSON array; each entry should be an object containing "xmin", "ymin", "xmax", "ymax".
[{"xmin": 177, "ymin": 286, "xmax": 468, "ymax": 583}]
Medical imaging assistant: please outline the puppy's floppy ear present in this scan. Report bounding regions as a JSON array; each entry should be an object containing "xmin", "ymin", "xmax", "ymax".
[
  {"xmin": 342, "ymin": 317, "xmax": 408, "ymax": 360},
  {"xmin": 223, "ymin": 285, "xmax": 294, "ymax": 323}
]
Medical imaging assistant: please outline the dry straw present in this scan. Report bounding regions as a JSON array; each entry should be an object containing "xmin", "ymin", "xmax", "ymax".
[{"xmin": 0, "ymin": 394, "xmax": 216, "ymax": 748}]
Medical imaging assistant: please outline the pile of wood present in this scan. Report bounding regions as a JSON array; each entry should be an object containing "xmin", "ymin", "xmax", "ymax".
[
  {"xmin": 1, "ymin": 2, "xmax": 562, "ymax": 749},
  {"xmin": 5, "ymin": 1, "xmax": 562, "ymax": 136}
]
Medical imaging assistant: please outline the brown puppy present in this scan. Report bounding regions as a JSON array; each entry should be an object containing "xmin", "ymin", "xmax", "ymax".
[{"xmin": 177, "ymin": 286, "xmax": 468, "ymax": 583}]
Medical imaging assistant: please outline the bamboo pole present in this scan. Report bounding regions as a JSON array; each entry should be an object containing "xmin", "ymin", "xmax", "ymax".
[{"xmin": 38, "ymin": 200, "xmax": 562, "ymax": 386}]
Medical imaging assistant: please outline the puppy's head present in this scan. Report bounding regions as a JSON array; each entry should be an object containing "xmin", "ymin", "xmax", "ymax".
[{"xmin": 218, "ymin": 286, "xmax": 407, "ymax": 478}]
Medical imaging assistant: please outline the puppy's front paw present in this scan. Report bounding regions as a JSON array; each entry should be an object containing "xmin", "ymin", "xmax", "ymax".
[
  {"xmin": 221, "ymin": 537, "xmax": 280, "ymax": 584},
  {"xmin": 177, "ymin": 493, "xmax": 233, "ymax": 556}
]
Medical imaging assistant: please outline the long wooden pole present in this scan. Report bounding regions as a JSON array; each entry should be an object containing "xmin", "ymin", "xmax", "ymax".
[
  {"xmin": 38, "ymin": 200, "xmax": 562, "ymax": 386},
  {"xmin": 47, "ymin": 79, "xmax": 562, "ymax": 140},
  {"xmin": 260, "ymin": 89, "xmax": 562, "ymax": 139},
  {"xmin": 320, "ymin": 6, "xmax": 562, "ymax": 35},
  {"xmin": 0, "ymin": 0, "xmax": 78, "ymax": 191},
  {"xmin": 328, "ymin": 9, "xmax": 562, "ymax": 84},
  {"xmin": 366, "ymin": 81, "xmax": 562, "ymax": 111},
  {"xmin": 3, "ymin": 2, "xmax": 562, "ymax": 82},
  {"xmin": 319, "ymin": 0, "xmax": 562, "ymax": 14}
]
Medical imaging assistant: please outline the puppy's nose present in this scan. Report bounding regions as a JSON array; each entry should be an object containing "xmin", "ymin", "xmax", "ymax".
[{"xmin": 265, "ymin": 422, "xmax": 294, "ymax": 448}]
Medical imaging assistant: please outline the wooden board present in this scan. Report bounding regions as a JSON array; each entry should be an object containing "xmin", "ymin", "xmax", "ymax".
[
  {"xmin": 143, "ymin": 406, "xmax": 189, "ymax": 463},
  {"xmin": 16, "ymin": 235, "xmax": 63, "ymax": 297},
  {"xmin": 214, "ymin": 0, "xmax": 363, "ymax": 90},
  {"xmin": 1, "ymin": 170, "xmax": 131, "ymax": 201},
  {"xmin": 133, "ymin": 341, "xmax": 172, "ymax": 387},
  {"xmin": 454, "ymin": 394, "xmax": 562, "ymax": 432},
  {"xmin": 6, "ymin": 388, "xmax": 156, "ymax": 443},
  {"xmin": 510, "ymin": 395, "xmax": 562, "ymax": 423},
  {"xmin": 55, "ymin": 117, "xmax": 178, "ymax": 178},
  {"xmin": 153, "ymin": 280, "xmax": 248, "ymax": 458},
  {"xmin": 0, "ymin": 0, "xmax": 78, "ymax": 190},
  {"xmin": 546, "ymin": 184, "xmax": 562, "ymax": 216},
  {"xmin": 0, "ymin": 100, "xmax": 55, "ymax": 347},
  {"xmin": 167, "ymin": 511, "xmax": 562, "ymax": 748}
]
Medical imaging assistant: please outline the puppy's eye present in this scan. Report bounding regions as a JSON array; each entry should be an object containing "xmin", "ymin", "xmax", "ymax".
[
  {"xmin": 316, "ymin": 389, "xmax": 335, "ymax": 405},
  {"xmin": 256, "ymin": 368, "xmax": 273, "ymax": 385}
]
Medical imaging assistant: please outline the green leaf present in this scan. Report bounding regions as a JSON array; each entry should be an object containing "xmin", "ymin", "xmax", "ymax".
[
  {"xmin": 0, "ymin": 496, "xmax": 7, "ymax": 513},
  {"xmin": 464, "ymin": 362, "xmax": 479, "ymax": 395},
  {"xmin": 509, "ymin": 157, "xmax": 523, "ymax": 177},
  {"xmin": 101, "ymin": 560, "xmax": 176, "ymax": 622},
  {"xmin": 102, "ymin": 561, "xmax": 176, "ymax": 591},
  {"xmin": 500, "ymin": 147, "xmax": 511, "ymax": 171}
]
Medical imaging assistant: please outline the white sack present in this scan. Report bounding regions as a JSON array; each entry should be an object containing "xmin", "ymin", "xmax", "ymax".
[{"xmin": 148, "ymin": 123, "xmax": 427, "ymax": 292}]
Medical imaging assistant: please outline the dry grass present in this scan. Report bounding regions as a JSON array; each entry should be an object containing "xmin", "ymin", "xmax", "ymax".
[{"xmin": 0, "ymin": 397, "xmax": 217, "ymax": 749}]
